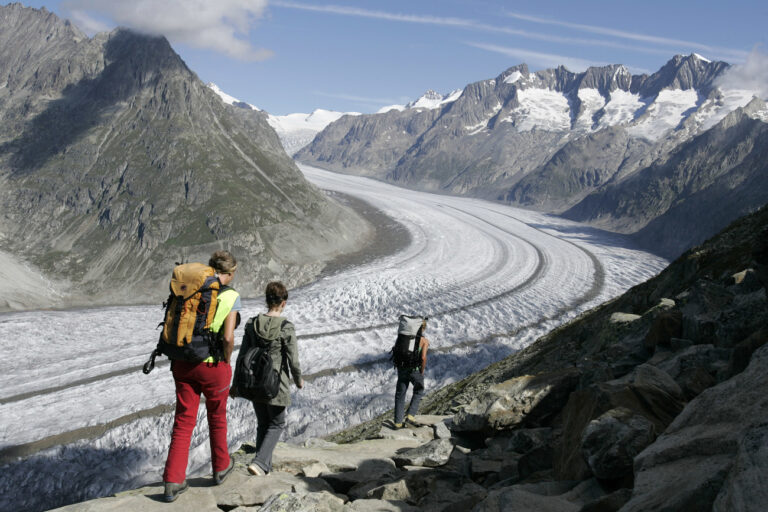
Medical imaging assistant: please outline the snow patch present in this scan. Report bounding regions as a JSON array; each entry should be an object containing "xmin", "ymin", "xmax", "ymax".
[
  {"xmin": 597, "ymin": 89, "xmax": 646, "ymax": 129},
  {"xmin": 207, "ymin": 82, "xmax": 259, "ymax": 110},
  {"xmin": 512, "ymin": 88, "xmax": 571, "ymax": 132},
  {"xmin": 573, "ymin": 88, "xmax": 606, "ymax": 131},
  {"xmin": 504, "ymin": 71, "xmax": 523, "ymax": 84},
  {"xmin": 268, "ymin": 109, "xmax": 359, "ymax": 154},
  {"xmin": 628, "ymin": 89, "xmax": 699, "ymax": 141},
  {"xmin": 692, "ymin": 53, "xmax": 711, "ymax": 63}
]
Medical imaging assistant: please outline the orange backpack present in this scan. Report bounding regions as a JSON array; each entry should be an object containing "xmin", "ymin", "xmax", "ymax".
[{"xmin": 143, "ymin": 263, "xmax": 222, "ymax": 373}]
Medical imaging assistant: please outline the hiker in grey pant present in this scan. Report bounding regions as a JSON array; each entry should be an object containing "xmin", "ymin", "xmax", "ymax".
[
  {"xmin": 394, "ymin": 318, "xmax": 430, "ymax": 427},
  {"xmin": 235, "ymin": 281, "xmax": 303, "ymax": 476}
]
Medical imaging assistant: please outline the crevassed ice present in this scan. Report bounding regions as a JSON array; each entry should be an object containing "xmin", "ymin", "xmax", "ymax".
[
  {"xmin": 511, "ymin": 88, "xmax": 571, "ymax": 132},
  {"xmin": 696, "ymin": 89, "xmax": 759, "ymax": 132},
  {"xmin": 628, "ymin": 89, "xmax": 699, "ymax": 141}
]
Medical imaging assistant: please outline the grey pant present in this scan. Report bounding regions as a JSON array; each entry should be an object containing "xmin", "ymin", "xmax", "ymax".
[
  {"xmin": 394, "ymin": 368, "xmax": 425, "ymax": 423},
  {"xmin": 251, "ymin": 403, "xmax": 286, "ymax": 473}
]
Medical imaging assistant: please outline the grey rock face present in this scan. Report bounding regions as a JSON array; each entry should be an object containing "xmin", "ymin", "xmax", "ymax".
[
  {"xmin": 453, "ymin": 369, "xmax": 580, "ymax": 432},
  {"xmin": 622, "ymin": 343, "xmax": 768, "ymax": 512},
  {"xmin": 580, "ymin": 407, "xmax": 656, "ymax": 480},
  {"xmin": 391, "ymin": 438, "xmax": 454, "ymax": 468},
  {"xmin": 0, "ymin": 5, "xmax": 370, "ymax": 309}
]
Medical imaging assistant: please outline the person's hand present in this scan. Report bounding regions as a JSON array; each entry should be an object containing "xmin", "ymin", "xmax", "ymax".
[
  {"xmin": 229, "ymin": 387, "xmax": 237, "ymax": 398},
  {"xmin": 297, "ymin": 378, "xmax": 304, "ymax": 389}
]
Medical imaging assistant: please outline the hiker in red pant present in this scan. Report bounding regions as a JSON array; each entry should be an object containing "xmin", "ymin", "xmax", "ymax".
[{"xmin": 162, "ymin": 250, "xmax": 241, "ymax": 502}]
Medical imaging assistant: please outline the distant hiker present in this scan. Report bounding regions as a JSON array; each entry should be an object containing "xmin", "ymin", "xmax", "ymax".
[
  {"xmin": 232, "ymin": 281, "xmax": 303, "ymax": 476},
  {"xmin": 161, "ymin": 250, "xmax": 241, "ymax": 502},
  {"xmin": 391, "ymin": 315, "xmax": 430, "ymax": 428}
]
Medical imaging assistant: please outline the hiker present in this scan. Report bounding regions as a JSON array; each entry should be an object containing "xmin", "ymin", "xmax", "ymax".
[
  {"xmin": 233, "ymin": 281, "xmax": 303, "ymax": 476},
  {"xmin": 393, "ymin": 316, "xmax": 430, "ymax": 428},
  {"xmin": 162, "ymin": 250, "xmax": 241, "ymax": 501}
]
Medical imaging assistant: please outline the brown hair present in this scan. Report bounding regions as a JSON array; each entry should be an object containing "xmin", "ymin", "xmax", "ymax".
[
  {"xmin": 209, "ymin": 250, "xmax": 237, "ymax": 274},
  {"xmin": 265, "ymin": 281, "xmax": 288, "ymax": 308}
]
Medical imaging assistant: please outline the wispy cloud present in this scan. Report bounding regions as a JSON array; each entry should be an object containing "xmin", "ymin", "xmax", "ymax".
[
  {"xmin": 466, "ymin": 42, "xmax": 603, "ymax": 72},
  {"xmin": 271, "ymin": 1, "xmax": 680, "ymax": 57},
  {"xmin": 505, "ymin": 11, "xmax": 749, "ymax": 62},
  {"xmin": 716, "ymin": 47, "xmax": 768, "ymax": 99},
  {"xmin": 62, "ymin": 0, "xmax": 273, "ymax": 61}
]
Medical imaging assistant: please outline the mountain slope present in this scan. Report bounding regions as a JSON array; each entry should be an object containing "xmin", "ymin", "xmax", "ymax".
[
  {"xmin": 0, "ymin": 4, "xmax": 370, "ymax": 309},
  {"xmin": 296, "ymin": 54, "xmax": 766, "ymax": 257}
]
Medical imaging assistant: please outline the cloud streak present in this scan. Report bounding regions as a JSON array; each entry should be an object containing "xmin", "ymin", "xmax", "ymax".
[
  {"xmin": 271, "ymin": 1, "xmax": 684, "ymax": 57},
  {"xmin": 505, "ymin": 11, "xmax": 749, "ymax": 62},
  {"xmin": 62, "ymin": 0, "xmax": 273, "ymax": 61},
  {"xmin": 466, "ymin": 42, "xmax": 604, "ymax": 72}
]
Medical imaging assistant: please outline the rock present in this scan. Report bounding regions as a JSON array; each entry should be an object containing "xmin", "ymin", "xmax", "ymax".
[
  {"xmin": 654, "ymin": 344, "xmax": 731, "ymax": 381},
  {"xmin": 643, "ymin": 310, "xmax": 682, "ymax": 353},
  {"xmin": 621, "ymin": 344, "xmax": 768, "ymax": 511},
  {"xmin": 258, "ymin": 491, "xmax": 345, "ymax": 512},
  {"xmin": 724, "ymin": 327, "xmax": 768, "ymax": 378},
  {"xmin": 517, "ymin": 445, "xmax": 554, "ymax": 480},
  {"xmin": 453, "ymin": 369, "xmax": 580, "ymax": 432},
  {"xmin": 609, "ymin": 313, "xmax": 641, "ymax": 324},
  {"xmin": 433, "ymin": 420, "xmax": 452, "ymax": 440},
  {"xmin": 668, "ymin": 337, "xmax": 694, "ymax": 351},
  {"xmin": 272, "ymin": 438, "xmax": 421, "ymax": 475},
  {"xmin": 392, "ymin": 438, "xmax": 454, "ymax": 467},
  {"xmin": 730, "ymin": 269, "xmax": 763, "ymax": 293},
  {"xmin": 471, "ymin": 486, "xmax": 580, "ymax": 512},
  {"xmin": 321, "ymin": 459, "xmax": 399, "ymax": 494},
  {"xmin": 416, "ymin": 479, "xmax": 487, "ymax": 512},
  {"xmin": 485, "ymin": 428, "xmax": 553, "ymax": 455},
  {"xmin": 343, "ymin": 498, "xmax": 419, "ymax": 511},
  {"xmin": 214, "ymin": 471, "xmax": 334, "ymax": 508},
  {"xmin": 674, "ymin": 366, "xmax": 718, "ymax": 400},
  {"xmin": 301, "ymin": 461, "xmax": 329, "ymax": 478},
  {"xmin": 579, "ymin": 488, "xmax": 632, "ymax": 512},
  {"xmin": 580, "ymin": 407, "xmax": 656, "ymax": 480},
  {"xmin": 712, "ymin": 424, "xmax": 768, "ymax": 511},
  {"xmin": 304, "ymin": 438, "xmax": 339, "ymax": 449},
  {"xmin": 365, "ymin": 479, "xmax": 411, "ymax": 501},
  {"xmin": 375, "ymin": 424, "xmax": 434, "ymax": 442},
  {"xmin": 555, "ymin": 364, "xmax": 686, "ymax": 480},
  {"xmin": 407, "ymin": 414, "xmax": 453, "ymax": 427}
]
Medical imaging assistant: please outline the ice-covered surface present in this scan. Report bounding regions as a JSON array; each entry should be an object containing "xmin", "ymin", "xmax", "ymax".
[
  {"xmin": 0, "ymin": 165, "xmax": 667, "ymax": 511},
  {"xmin": 508, "ymin": 87, "xmax": 571, "ymax": 132},
  {"xmin": 573, "ymin": 88, "xmax": 606, "ymax": 131},
  {"xmin": 207, "ymin": 82, "xmax": 259, "ymax": 110},
  {"xmin": 627, "ymin": 89, "xmax": 700, "ymax": 140},
  {"xmin": 267, "ymin": 109, "xmax": 358, "ymax": 154}
]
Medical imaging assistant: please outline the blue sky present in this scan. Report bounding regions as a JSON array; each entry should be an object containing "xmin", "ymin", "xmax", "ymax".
[{"xmin": 14, "ymin": 0, "xmax": 768, "ymax": 114}]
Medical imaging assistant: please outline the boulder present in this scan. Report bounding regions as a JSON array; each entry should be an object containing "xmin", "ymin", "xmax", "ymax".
[
  {"xmin": 643, "ymin": 310, "xmax": 682, "ymax": 353},
  {"xmin": 485, "ymin": 428, "xmax": 552, "ymax": 455},
  {"xmin": 343, "ymin": 498, "xmax": 419, "ymax": 511},
  {"xmin": 391, "ymin": 438, "xmax": 454, "ymax": 468},
  {"xmin": 321, "ymin": 459, "xmax": 399, "ymax": 494},
  {"xmin": 579, "ymin": 488, "xmax": 632, "ymax": 512},
  {"xmin": 214, "ymin": 471, "xmax": 334, "ymax": 508},
  {"xmin": 258, "ymin": 491, "xmax": 345, "ymax": 512},
  {"xmin": 301, "ymin": 461, "xmax": 330, "ymax": 478},
  {"xmin": 712, "ymin": 424, "xmax": 768, "ymax": 511},
  {"xmin": 580, "ymin": 407, "xmax": 656, "ymax": 480},
  {"xmin": 375, "ymin": 424, "xmax": 434, "ymax": 442},
  {"xmin": 609, "ymin": 313, "xmax": 641, "ymax": 324},
  {"xmin": 471, "ymin": 486, "xmax": 579, "ymax": 512},
  {"xmin": 555, "ymin": 364, "xmax": 686, "ymax": 480},
  {"xmin": 621, "ymin": 344, "xmax": 768, "ymax": 511},
  {"xmin": 453, "ymin": 369, "xmax": 580, "ymax": 432},
  {"xmin": 729, "ymin": 269, "xmax": 763, "ymax": 293}
]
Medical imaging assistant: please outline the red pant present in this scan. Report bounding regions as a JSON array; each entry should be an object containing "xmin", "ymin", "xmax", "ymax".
[{"xmin": 163, "ymin": 360, "xmax": 232, "ymax": 484}]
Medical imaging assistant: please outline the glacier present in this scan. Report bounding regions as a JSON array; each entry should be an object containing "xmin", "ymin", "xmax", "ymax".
[{"xmin": 0, "ymin": 165, "xmax": 667, "ymax": 512}]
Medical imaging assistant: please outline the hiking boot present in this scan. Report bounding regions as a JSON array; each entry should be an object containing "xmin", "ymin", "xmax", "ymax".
[
  {"xmin": 393, "ymin": 422, "xmax": 405, "ymax": 429},
  {"xmin": 405, "ymin": 414, "xmax": 416, "ymax": 423},
  {"xmin": 247, "ymin": 464, "xmax": 265, "ymax": 476},
  {"xmin": 163, "ymin": 480, "xmax": 188, "ymax": 502},
  {"xmin": 213, "ymin": 458, "xmax": 234, "ymax": 485}
]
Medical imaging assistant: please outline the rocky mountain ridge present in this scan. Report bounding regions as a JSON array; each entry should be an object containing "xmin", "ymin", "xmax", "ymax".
[
  {"xmin": 296, "ymin": 54, "xmax": 768, "ymax": 258},
  {"xmin": 0, "ymin": 4, "xmax": 371, "ymax": 310},
  {"xmin": 50, "ymin": 190, "xmax": 768, "ymax": 512}
]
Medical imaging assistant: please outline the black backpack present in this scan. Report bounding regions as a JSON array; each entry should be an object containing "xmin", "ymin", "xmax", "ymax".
[
  {"xmin": 234, "ymin": 317, "xmax": 287, "ymax": 401},
  {"xmin": 390, "ymin": 315, "xmax": 427, "ymax": 369},
  {"xmin": 391, "ymin": 333, "xmax": 422, "ymax": 368}
]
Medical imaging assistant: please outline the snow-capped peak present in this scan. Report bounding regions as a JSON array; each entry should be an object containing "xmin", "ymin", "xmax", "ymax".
[
  {"xmin": 379, "ymin": 89, "xmax": 463, "ymax": 114},
  {"xmin": 691, "ymin": 53, "xmax": 711, "ymax": 63},
  {"xmin": 207, "ymin": 83, "xmax": 259, "ymax": 110}
]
